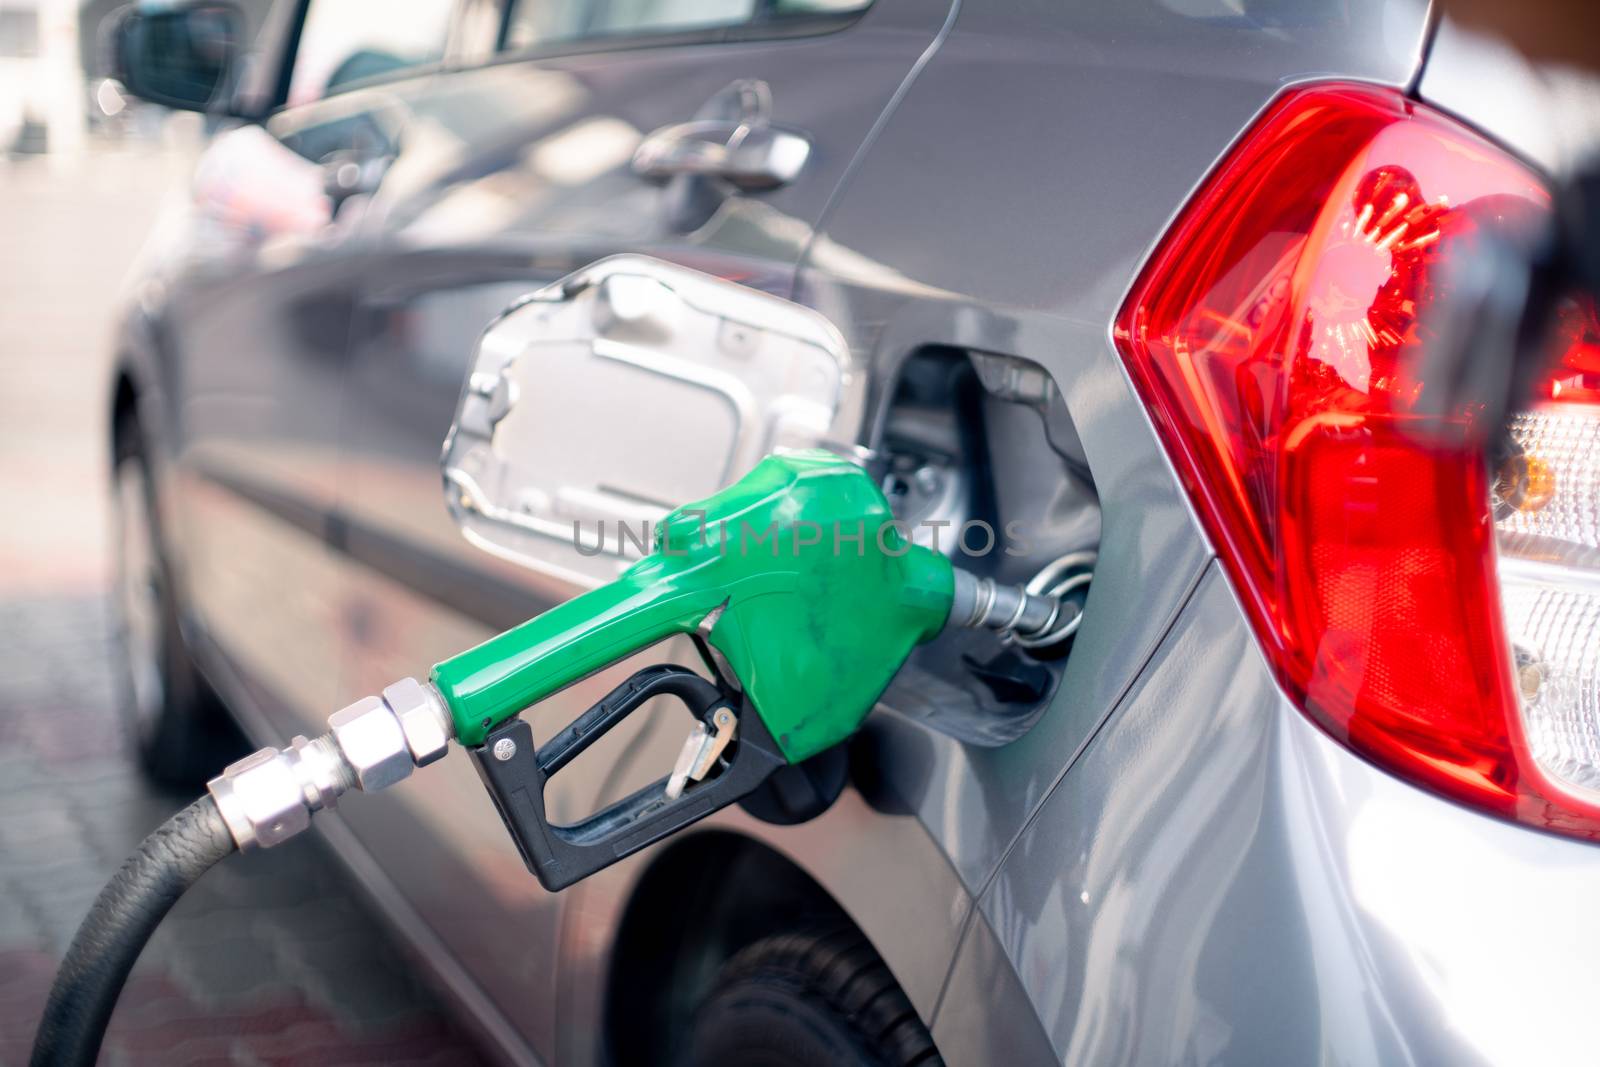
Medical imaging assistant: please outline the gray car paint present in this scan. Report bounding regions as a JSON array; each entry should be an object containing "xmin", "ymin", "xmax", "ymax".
[
  {"xmin": 328, "ymin": 4, "xmax": 971, "ymax": 1061},
  {"xmin": 1419, "ymin": 16, "xmax": 1600, "ymax": 177},
  {"xmin": 133, "ymin": 0, "xmax": 974, "ymax": 1061},
  {"xmin": 774, "ymin": 2, "xmax": 1445, "ymax": 1059},
  {"xmin": 791, "ymin": 0, "xmax": 1432, "ymax": 895},
  {"xmin": 954, "ymin": 563, "xmax": 1600, "ymax": 1065},
  {"xmin": 109, "ymin": 0, "xmax": 1600, "ymax": 1064}
]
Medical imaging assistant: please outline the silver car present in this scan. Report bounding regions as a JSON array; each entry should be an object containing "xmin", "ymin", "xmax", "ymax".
[{"xmin": 106, "ymin": 0, "xmax": 1600, "ymax": 1063}]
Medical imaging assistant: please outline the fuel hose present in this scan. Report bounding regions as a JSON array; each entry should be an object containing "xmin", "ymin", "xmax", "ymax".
[
  {"xmin": 29, "ymin": 681, "xmax": 453, "ymax": 1067},
  {"xmin": 30, "ymin": 796, "xmax": 236, "ymax": 1067}
]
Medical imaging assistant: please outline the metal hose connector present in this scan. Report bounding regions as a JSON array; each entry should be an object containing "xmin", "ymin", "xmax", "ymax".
[
  {"xmin": 32, "ymin": 682, "xmax": 457, "ymax": 1066},
  {"xmin": 947, "ymin": 551, "xmax": 1096, "ymax": 651},
  {"xmin": 207, "ymin": 678, "xmax": 453, "ymax": 851}
]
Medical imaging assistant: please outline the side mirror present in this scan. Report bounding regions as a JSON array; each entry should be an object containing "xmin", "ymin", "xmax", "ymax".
[
  {"xmin": 108, "ymin": 2, "xmax": 243, "ymax": 113},
  {"xmin": 441, "ymin": 256, "xmax": 866, "ymax": 586}
]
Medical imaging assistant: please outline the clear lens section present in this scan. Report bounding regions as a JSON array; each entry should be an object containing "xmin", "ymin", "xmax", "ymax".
[
  {"xmin": 1500, "ymin": 408, "xmax": 1600, "ymax": 554},
  {"xmin": 1501, "ymin": 567, "xmax": 1600, "ymax": 794},
  {"xmin": 1499, "ymin": 402, "xmax": 1600, "ymax": 800}
]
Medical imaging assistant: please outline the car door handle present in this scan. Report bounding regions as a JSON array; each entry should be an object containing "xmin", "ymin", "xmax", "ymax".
[
  {"xmin": 631, "ymin": 119, "xmax": 810, "ymax": 191},
  {"xmin": 321, "ymin": 148, "xmax": 395, "ymax": 209}
]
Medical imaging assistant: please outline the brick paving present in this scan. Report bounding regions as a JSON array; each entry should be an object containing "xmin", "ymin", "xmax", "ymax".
[{"xmin": 0, "ymin": 596, "xmax": 489, "ymax": 1065}]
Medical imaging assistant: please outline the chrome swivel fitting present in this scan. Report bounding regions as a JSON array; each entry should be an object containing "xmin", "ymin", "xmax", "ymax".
[
  {"xmin": 947, "ymin": 552, "xmax": 1096, "ymax": 651},
  {"xmin": 207, "ymin": 678, "xmax": 453, "ymax": 851}
]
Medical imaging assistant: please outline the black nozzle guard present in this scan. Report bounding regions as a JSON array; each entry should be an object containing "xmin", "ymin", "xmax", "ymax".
[{"xmin": 469, "ymin": 664, "xmax": 785, "ymax": 891}]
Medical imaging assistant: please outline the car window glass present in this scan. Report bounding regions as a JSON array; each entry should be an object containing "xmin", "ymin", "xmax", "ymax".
[
  {"xmin": 287, "ymin": 0, "xmax": 455, "ymax": 106},
  {"xmin": 503, "ymin": 0, "xmax": 870, "ymax": 51}
]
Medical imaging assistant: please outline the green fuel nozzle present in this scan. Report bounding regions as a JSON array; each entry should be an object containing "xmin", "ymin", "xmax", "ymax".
[
  {"xmin": 430, "ymin": 450, "xmax": 1079, "ymax": 888},
  {"xmin": 434, "ymin": 450, "xmax": 959, "ymax": 887},
  {"xmin": 206, "ymin": 451, "xmax": 1075, "ymax": 890},
  {"xmin": 434, "ymin": 450, "xmax": 955, "ymax": 759}
]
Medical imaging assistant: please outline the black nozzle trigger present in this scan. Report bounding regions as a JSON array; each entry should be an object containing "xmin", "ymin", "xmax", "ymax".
[{"xmin": 469, "ymin": 664, "xmax": 785, "ymax": 891}]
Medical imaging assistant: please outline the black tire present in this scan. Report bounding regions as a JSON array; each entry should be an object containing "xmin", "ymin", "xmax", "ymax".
[
  {"xmin": 680, "ymin": 930, "xmax": 943, "ymax": 1067},
  {"xmin": 111, "ymin": 413, "xmax": 240, "ymax": 788}
]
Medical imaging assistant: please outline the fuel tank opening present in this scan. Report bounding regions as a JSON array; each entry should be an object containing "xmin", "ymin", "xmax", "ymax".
[{"xmin": 875, "ymin": 347, "xmax": 1100, "ymax": 746}]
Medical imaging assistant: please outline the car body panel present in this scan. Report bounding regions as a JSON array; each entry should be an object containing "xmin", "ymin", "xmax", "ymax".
[
  {"xmin": 132, "ymin": 75, "xmax": 448, "ymax": 738},
  {"xmin": 1418, "ymin": 15, "xmax": 1600, "ymax": 176},
  {"xmin": 793, "ymin": 0, "xmax": 1431, "ymax": 895},
  {"xmin": 552, "ymin": 784, "xmax": 974, "ymax": 1063},
  {"xmin": 963, "ymin": 562, "xmax": 1600, "ymax": 1066},
  {"xmin": 107, "ymin": 1, "xmax": 1600, "ymax": 1065},
  {"xmin": 316, "ymin": 3, "xmax": 961, "ymax": 1060},
  {"xmin": 932, "ymin": 903, "xmax": 1058, "ymax": 1066}
]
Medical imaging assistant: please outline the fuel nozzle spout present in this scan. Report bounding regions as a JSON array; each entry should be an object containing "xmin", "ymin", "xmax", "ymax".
[{"xmin": 947, "ymin": 552, "xmax": 1095, "ymax": 651}]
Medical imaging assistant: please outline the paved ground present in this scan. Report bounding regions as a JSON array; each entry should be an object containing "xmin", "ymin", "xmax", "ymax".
[
  {"xmin": 0, "ymin": 137, "xmax": 488, "ymax": 1064},
  {"xmin": 0, "ymin": 137, "xmax": 161, "ymax": 598}
]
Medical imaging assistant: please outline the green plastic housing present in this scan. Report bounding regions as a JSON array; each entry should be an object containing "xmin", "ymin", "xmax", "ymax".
[{"xmin": 432, "ymin": 451, "xmax": 953, "ymax": 762}]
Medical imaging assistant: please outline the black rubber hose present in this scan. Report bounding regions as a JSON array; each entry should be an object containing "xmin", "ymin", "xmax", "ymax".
[{"xmin": 30, "ymin": 795, "xmax": 236, "ymax": 1067}]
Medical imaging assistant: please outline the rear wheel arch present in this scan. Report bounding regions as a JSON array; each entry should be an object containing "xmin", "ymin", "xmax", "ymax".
[
  {"xmin": 109, "ymin": 302, "xmax": 181, "ymax": 472},
  {"xmin": 109, "ymin": 364, "xmax": 241, "ymax": 786},
  {"xmin": 603, "ymin": 830, "xmax": 927, "ymax": 1065},
  {"xmin": 111, "ymin": 368, "xmax": 140, "ymax": 449},
  {"xmin": 109, "ymin": 357, "xmax": 188, "ymax": 598},
  {"xmin": 110, "ymin": 365, "xmax": 178, "ymax": 593}
]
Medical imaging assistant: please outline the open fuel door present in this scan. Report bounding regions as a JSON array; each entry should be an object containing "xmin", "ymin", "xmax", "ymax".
[{"xmin": 441, "ymin": 255, "xmax": 863, "ymax": 584}]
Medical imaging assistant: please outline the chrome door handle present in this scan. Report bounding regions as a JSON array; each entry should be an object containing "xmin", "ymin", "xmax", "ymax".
[
  {"xmin": 321, "ymin": 148, "xmax": 392, "ymax": 203},
  {"xmin": 631, "ymin": 119, "xmax": 810, "ymax": 191}
]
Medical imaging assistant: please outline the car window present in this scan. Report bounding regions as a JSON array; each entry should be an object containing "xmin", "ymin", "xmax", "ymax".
[
  {"xmin": 287, "ymin": 0, "xmax": 456, "ymax": 107},
  {"xmin": 502, "ymin": 0, "xmax": 871, "ymax": 52}
]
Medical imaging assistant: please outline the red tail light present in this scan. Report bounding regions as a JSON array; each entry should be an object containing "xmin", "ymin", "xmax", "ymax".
[
  {"xmin": 1115, "ymin": 83, "xmax": 1600, "ymax": 835},
  {"xmin": 1543, "ymin": 299, "xmax": 1600, "ymax": 403}
]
